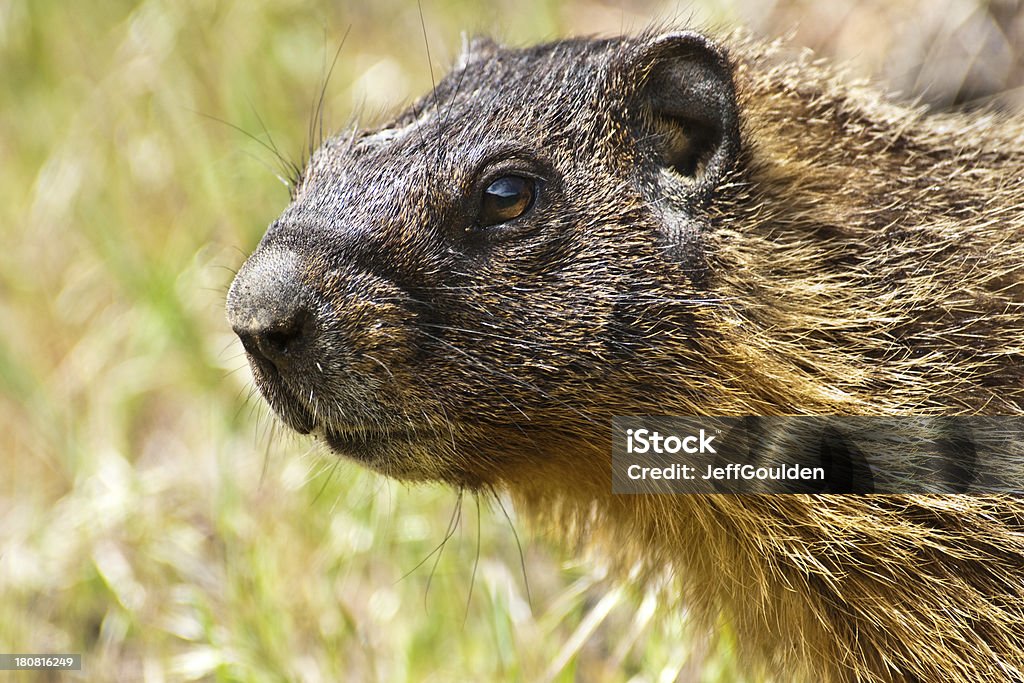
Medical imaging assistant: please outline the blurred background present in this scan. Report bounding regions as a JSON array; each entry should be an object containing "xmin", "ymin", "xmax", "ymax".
[{"xmin": 1, "ymin": 0, "xmax": 1021, "ymax": 681}]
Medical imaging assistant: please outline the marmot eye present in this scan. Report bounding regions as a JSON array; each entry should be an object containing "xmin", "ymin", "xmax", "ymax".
[{"xmin": 479, "ymin": 175, "xmax": 536, "ymax": 227}]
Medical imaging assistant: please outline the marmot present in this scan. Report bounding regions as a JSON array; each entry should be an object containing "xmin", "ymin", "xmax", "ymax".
[{"xmin": 226, "ymin": 29, "xmax": 1024, "ymax": 682}]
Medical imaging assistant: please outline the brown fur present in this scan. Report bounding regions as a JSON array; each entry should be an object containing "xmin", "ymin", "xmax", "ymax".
[
  {"xmin": 502, "ymin": 35, "xmax": 1024, "ymax": 682},
  {"xmin": 228, "ymin": 30, "xmax": 1024, "ymax": 682}
]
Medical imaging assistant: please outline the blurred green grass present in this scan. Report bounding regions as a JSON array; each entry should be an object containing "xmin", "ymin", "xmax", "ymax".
[
  {"xmin": 0, "ymin": 0, "xmax": 751, "ymax": 680},
  {"xmin": 6, "ymin": 0, "xmax": 1014, "ymax": 679}
]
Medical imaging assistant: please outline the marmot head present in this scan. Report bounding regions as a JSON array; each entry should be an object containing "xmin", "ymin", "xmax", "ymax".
[{"xmin": 226, "ymin": 32, "xmax": 742, "ymax": 485}]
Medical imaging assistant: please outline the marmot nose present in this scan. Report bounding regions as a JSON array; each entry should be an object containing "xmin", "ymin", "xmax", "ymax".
[{"xmin": 226, "ymin": 249, "xmax": 312, "ymax": 368}]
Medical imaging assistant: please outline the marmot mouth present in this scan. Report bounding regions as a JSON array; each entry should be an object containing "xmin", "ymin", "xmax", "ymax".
[
  {"xmin": 323, "ymin": 428, "xmax": 376, "ymax": 456},
  {"xmin": 321, "ymin": 425, "xmax": 419, "ymax": 455},
  {"xmin": 248, "ymin": 354, "xmax": 428, "ymax": 457},
  {"xmin": 247, "ymin": 355, "xmax": 318, "ymax": 434}
]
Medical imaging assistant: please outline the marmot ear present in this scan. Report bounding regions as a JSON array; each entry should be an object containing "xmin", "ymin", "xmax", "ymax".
[
  {"xmin": 457, "ymin": 34, "xmax": 501, "ymax": 69},
  {"xmin": 625, "ymin": 32, "xmax": 740, "ymax": 202}
]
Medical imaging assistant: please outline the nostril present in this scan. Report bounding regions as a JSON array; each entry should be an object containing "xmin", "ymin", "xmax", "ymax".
[
  {"xmin": 258, "ymin": 310, "xmax": 308, "ymax": 358},
  {"xmin": 232, "ymin": 307, "xmax": 310, "ymax": 368}
]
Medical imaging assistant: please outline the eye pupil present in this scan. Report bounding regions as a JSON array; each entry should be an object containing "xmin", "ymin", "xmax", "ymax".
[{"xmin": 479, "ymin": 175, "xmax": 536, "ymax": 227}]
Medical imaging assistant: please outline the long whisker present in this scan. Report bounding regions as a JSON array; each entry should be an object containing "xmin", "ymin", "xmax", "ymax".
[
  {"xmin": 415, "ymin": 0, "xmax": 440, "ymax": 188},
  {"xmin": 398, "ymin": 488, "xmax": 463, "ymax": 584},
  {"xmin": 193, "ymin": 109, "xmax": 301, "ymax": 192},
  {"xmin": 424, "ymin": 490, "xmax": 463, "ymax": 610},
  {"xmin": 464, "ymin": 494, "xmax": 482, "ymax": 625},
  {"xmin": 309, "ymin": 25, "xmax": 353, "ymax": 167},
  {"xmin": 490, "ymin": 485, "xmax": 532, "ymax": 609}
]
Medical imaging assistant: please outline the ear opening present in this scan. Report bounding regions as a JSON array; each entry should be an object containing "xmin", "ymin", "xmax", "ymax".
[
  {"xmin": 651, "ymin": 114, "xmax": 719, "ymax": 178},
  {"xmin": 627, "ymin": 31, "xmax": 741, "ymax": 199}
]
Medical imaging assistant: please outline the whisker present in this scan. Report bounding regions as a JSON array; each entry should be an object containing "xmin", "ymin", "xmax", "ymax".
[
  {"xmin": 463, "ymin": 494, "xmax": 482, "ymax": 626},
  {"xmin": 424, "ymin": 490, "xmax": 463, "ymax": 610},
  {"xmin": 398, "ymin": 489, "xmax": 463, "ymax": 584},
  {"xmin": 490, "ymin": 486, "xmax": 532, "ymax": 609}
]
